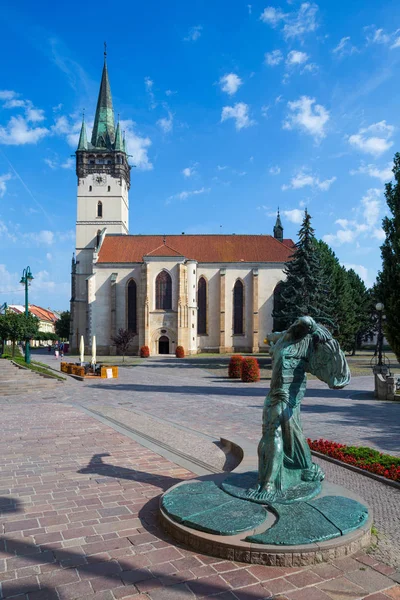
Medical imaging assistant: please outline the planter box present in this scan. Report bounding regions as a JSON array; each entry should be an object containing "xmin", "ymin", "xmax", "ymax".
[{"xmin": 100, "ymin": 366, "xmax": 118, "ymax": 379}]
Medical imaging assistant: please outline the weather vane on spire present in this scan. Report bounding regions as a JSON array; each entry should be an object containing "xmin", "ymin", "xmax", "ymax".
[{"xmin": 104, "ymin": 41, "xmax": 107, "ymax": 61}]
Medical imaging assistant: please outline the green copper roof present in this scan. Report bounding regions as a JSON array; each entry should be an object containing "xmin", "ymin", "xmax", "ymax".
[
  {"xmin": 77, "ymin": 118, "xmax": 88, "ymax": 150},
  {"xmin": 91, "ymin": 60, "xmax": 115, "ymax": 148},
  {"xmin": 114, "ymin": 120, "xmax": 123, "ymax": 151}
]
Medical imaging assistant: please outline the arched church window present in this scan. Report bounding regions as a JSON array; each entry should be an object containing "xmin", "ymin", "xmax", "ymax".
[
  {"xmin": 233, "ymin": 280, "xmax": 244, "ymax": 335},
  {"xmin": 89, "ymin": 185, "xmax": 92, "ymax": 192},
  {"xmin": 108, "ymin": 186, "xmax": 111, "ymax": 192},
  {"xmin": 97, "ymin": 201, "xmax": 103, "ymax": 218},
  {"xmin": 127, "ymin": 280, "xmax": 137, "ymax": 333},
  {"xmin": 156, "ymin": 271, "xmax": 172, "ymax": 310},
  {"xmin": 197, "ymin": 277, "xmax": 207, "ymax": 334}
]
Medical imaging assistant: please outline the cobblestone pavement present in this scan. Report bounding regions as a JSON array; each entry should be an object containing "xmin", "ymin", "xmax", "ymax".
[
  {"xmin": 3, "ymin": 354, "xmax": 400, "ymax": 568},
  {"xmin": 1, "ymin": 399, "xmax": 400, "ymax": 600}
]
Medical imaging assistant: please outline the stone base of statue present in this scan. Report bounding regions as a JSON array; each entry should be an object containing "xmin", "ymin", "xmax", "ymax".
[{"xmin": 160, "ymin": 473, "xmax": 371, "ymax": 566}]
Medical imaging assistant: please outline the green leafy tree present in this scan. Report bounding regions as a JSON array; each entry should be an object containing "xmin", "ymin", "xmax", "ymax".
[
  {"xmin": 111, "ymin": 328, "xmax": 135, "ymax": 362},
  {"xmin": 346, "ymin": 269, "xmax": 374, "ymax": 354},
  {"xmin": 273, "ymin": 210, "xmax": 334, "ymax": 331},
  {"xmin": 0, "ymin": 312, "xmax": 39, "ymax": 358},
  {"xmin": 55, "ymin": 311, "xmax": 70, "ymax": 340},
  {"xmin": 376, "ymin": 153, "xmax": 400, "ymax": 360}
]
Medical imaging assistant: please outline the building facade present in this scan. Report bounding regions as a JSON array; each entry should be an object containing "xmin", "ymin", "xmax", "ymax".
[{"xmin": 70, "ymin": 58, "xmax": 293, "ymax": 355}]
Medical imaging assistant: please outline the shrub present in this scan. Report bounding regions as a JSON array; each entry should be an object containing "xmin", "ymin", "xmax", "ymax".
[
  {"xmin": 228, "ymin": 355, "xmax": 243, "ymax": 378},
  {"xmin": 241, "ymin": 357, "xmax": 260, "ymax": 383},
  {"xmin": 175, "ymin": 346, "xmax": 185, "ymax": 358},
  {"xmin": 308, "ymin": 438, "xmax": 400, "ymax": 482},
  {"xmin": 140, "ymin": 345, "xmax": 150, "ymax": 358}
]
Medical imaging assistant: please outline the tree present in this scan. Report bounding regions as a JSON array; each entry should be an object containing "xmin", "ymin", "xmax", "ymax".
[
  {"xmin": 314, "ymin": 242, "xmax": 373, "ymax": 353},
  {"xmin": 346, "ymin": 269, "xmax": 374, "ymax": 354},
  {"xmin": 376, "ymin": 152, "xmax": 400, "ymax": 360},
  {"xmin": 55, "ymin": 311, "xmax": 70, "ymax": 340},
  {"xmin": 0, "ymin": 312, "xmax": 39, "ymax": 358},
  {"xmin": 273, "ymin": 210, "xmax": 334, "ymax": 331},
  {"xmin": 111, "ymin": 328, "xmax": 135, "ymax": 362}
]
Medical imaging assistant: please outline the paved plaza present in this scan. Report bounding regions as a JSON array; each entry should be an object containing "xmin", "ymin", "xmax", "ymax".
[{"xmin": 0, "ymin": 354, "xmax": 399, "ymax": 599}]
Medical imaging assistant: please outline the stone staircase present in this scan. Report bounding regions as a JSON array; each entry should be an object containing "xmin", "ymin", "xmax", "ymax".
[{"xmin": 0, "ymin": 359, "xmax": 63, "ymax": 396}]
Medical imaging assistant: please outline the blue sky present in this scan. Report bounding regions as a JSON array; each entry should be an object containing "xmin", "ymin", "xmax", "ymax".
[{"xmin": 0, "ymin": 0, "xmax": 399, "ymax": 310}]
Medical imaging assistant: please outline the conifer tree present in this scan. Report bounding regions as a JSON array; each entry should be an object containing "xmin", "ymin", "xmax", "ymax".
[
  {"xmin": 273, "ymin": 210, "xmax": 334, "ymax": 331},
  {"xmin": 376, "ymin": 152, "xmax": 400, "ymax": 361}
]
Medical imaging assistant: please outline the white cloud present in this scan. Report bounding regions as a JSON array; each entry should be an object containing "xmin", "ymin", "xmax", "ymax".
[
  {"xmin": 282, "ymin": 169, "xmax": 336, "ymax": 191},
  {"xmin": 350, "ymin": 162, "xmax": 393, "ymax": 182},
  {"xmin": 0, "ymin": 173, "xmax": 12, "ymax": 197},
  {"xmin": 61, "ymin": 157, "xmax": 74, "ymax": 170},
  {"xmin": 221, "ymin": 102, "xmax": 255, "ymax": 130},
  {"xmin": 365, "ymin": 26, "xmax": 391, "ymax": 46},
  {"xmin": 157, "ymin": 110, "xmax": 173, "ymax": 134},
  {"xmin": 144, "ymin": 77, "xmax": 156, "ymax": 109},
  {"xmin": 282, "ymin": 208, "xmax": 303, "ymax": 223},
  {"xmin": 46, "ymin": 253, "xmax": 52, "ymax": 261},
  {"xmin": 261, "ymin": 105, "xmax": 270, "ymax": 118},
  {"xmin": 219, "ymin": 73, "xmax": 243, "ymax": 96},
  {"xmin": 184, "ymin": 25, "xmax": 202, "ymax": 42},
  {"xmin": 182, "ymin": 166, "xmax": 197, "ymax": 178},
  {"xmin": 361, "ymin": 188, "xmax": 381, "ymax": 227},
  {"xmin": 283, "ymin": 96, "xmax": 329, "ymax": 141},
  {"xmin": 365, "ymin": 25, "xmax": 400, "ymax": 50},
  {"xmin": 44, "ymin": 158, "xmax": 57, "ymax": 170},
  {"xmin": 27, "ymin": 230, "xmax": 55, "ymax": 245},
  {"xmin": 286, "ymin": 50, "xmax": 308, "ymax": 65},
  {"xmin": 265, "ymin": 50, "xmax": 283, "ymax": 66},
  {"xmin": 52, "ymin": 115, "xmax": 83, "ymax": 147},
  {"xmin": 323, "ymin": 188, "xmax": 383, "ymax": 247},
  {"xmin": 342, "ymin": 263, "xmax": 370, "ymax": 285},
  {"xmin": 0, "ymin": 90, "xmax": 16, "ymax": 100},
  {"xmin": 0, "ymin": 115, "xmax": 49, "ymax": 145},
  {"xmin": 217, "ymin": 165, "xmax": 228, "ymax": 171},
  {"xmin": 120, "ymin": 119, "xmax": 153, "ymax": 171},
  {"xmin": 260, "ymin": 7, "xmax": 287, "ymax": 26},
  {"xmin": 269, "ymin": 166, "xmax": 281, "ymax": 175},
  {"xmin": 348, "ymin": 121, "xmax": 394, "ymax": 156},
  {"xmin": 261, "ymin": 3, "xmax": 319, "ymax": 40},
  {"xmin": 332, "ymin": 37, "xmax": 358, "ymax": 58},
  {"xmin": 167, "ymin": 187, "xmax": 210, "ymax": 203}
]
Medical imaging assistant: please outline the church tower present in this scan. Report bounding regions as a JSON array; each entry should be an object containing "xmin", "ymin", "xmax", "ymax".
[
  {"xmin": 273, "ymin": 209, "xmax": 284, "ymax": 242},
  {"xmin": 70, "ymin": 52, "xmax": 131, "ymax": 350}
]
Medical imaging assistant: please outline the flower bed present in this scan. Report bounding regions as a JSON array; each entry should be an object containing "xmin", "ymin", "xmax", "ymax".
[
  {"xmin": 241, "ymin": 357, "xmax": 260, "ymax": 383},
  {"xmin": 228, "ymin": 355, "xmax": 243, "ymax": 379},
  {"xmin": 308, "ymin": 438, "xmax": 400, "ymax": 482}
]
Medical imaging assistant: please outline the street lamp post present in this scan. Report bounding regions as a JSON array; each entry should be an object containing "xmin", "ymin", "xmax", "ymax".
[
  {"xmin": 375, "ymin": 302, "xmax": 384, "ymax": 368},
  {"xmin": 20, "ymin": 267, "xmax": 34, "ymax": 364}
]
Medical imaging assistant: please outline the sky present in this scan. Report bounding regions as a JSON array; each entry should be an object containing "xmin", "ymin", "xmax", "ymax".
[{"xmin": 0, "ymin": 0, "xmax": 399, "ymax": 311}]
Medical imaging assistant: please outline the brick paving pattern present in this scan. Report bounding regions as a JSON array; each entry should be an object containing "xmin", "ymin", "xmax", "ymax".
[{"xmin": 0, "ymin": 397, "xmax": 400, "ymax": 599}]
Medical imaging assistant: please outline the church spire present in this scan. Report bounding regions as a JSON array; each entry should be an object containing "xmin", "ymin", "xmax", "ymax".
[
  {"xmin": 77, "ymin": 112, "xmax": 88, "ymax": 150},
  {"xmin": 114, "ymin": 116, "xmax": 123, "ymax": 151},
  {"xmin": 91, "ymin": 47, "xmax": 115, "ymax": 148},
  {"xmin": 273, "ymin": 208, "xmax": 284, "ymax": 242}
]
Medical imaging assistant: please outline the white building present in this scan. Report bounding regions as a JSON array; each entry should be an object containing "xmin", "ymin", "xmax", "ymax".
[{"xmin": 70, "ymin": 57, "xmax": 294, "ymax": 356}]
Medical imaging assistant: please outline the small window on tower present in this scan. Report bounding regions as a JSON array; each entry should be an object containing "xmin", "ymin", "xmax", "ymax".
[
  {"xmin": 108, "ymin": 186, "xmax": 111, "ymax": 192},
  {"xmin": 97, "ymin": 201, "xmax": 103, "ymax": 218},
  {"xmin": 89, "ymin": 186, "xmax": 92, "ymax": 192}
]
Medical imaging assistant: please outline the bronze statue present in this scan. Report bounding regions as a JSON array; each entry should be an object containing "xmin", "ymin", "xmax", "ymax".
[{"xmin": 247, "ymin": 316, "xmax": 351, "ymax": 504}]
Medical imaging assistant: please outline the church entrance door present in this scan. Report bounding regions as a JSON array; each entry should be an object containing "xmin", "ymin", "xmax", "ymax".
[{"xmin": 158, "ymin": 336, "xmax": 170, "ymax": 355}]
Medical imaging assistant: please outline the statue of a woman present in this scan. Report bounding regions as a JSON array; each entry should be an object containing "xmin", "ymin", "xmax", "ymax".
[{"xmin": 247, "ymin": 316, "xmax": 350, "ymax": 504}]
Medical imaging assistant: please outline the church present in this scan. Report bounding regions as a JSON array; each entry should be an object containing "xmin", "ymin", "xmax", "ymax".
[{"xmin": 70, "ymin": 57, "xmax": 294, "ymax": 356}]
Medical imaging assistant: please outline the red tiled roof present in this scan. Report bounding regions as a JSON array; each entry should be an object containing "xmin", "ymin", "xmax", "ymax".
[
  {"xmin": 97, "ymin": 235, "xmax": 294, "ymax": 264},
  {"xmin": 145, "ymin": 243, "xmax": 183, "ymax": 257},
  {"xmin": 29, "ymin": 305, "xmax": 58, "ymax": 323}
]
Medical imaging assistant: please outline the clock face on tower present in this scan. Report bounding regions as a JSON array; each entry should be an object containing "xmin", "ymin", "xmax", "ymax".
[{"xmin": 93, "ymin": 174, "xmax": 107, "ymax": 186}]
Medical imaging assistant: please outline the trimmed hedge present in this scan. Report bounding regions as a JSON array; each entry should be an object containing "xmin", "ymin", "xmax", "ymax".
[
  {"xmin": 308, "ymin": 438, "xmax": 400, "ymax": 482},
  {"xmin": 228, "ymin": 355, "xmax": 243, "ymax": 379},
  {"xmin": 140, "ymin": 345, "xmax": 150, "ymax": 358},
  {"xmin": 175, "ymin": 346, "xmax": 185, "ymax": 358},
  {"xmin": 241, "ymin": 357, "xmax": 260, "ymax": 383}
]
